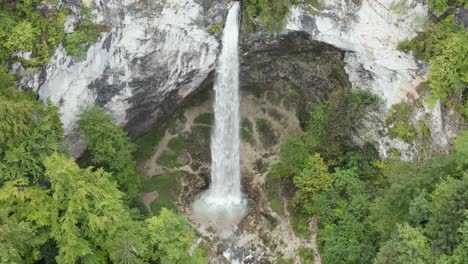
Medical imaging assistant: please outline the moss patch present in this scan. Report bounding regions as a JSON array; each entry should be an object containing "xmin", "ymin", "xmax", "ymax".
[
  {"xmin": 168, "ymin": 137, "xmax": 185, "ymax": 153},
  {"xmin": 241, "ymin": 118, "xmax": 255, "ymax": 145},
  {"xmin": 298, "ymin": 247, "xmax": 314, "ymax": 264},
  {"xmin": 208, "ymin": 22, "xmax": 223, "ymax": 34},
  {"xmin": 386, "ymin": 103, "xmax": 417, "ymax": 143},
  {"xmin": 157, "ymin": 151, "xmax": 179, "ymax": 168},
  {"xmin": 194, "ymin": 112, "xmax": 214, "ymax": 126},
  {"xmin": 241, "ymin": 84, "xmax": 268, "ymax": 98},
  {"xmin": 135, "ymin": 126, "xmax": 166, "ymax": 163},
  {"xmin": 267, "ymin": 178, "xmax": 284, "ymax": 215},
  {"xmin": 142, "ymin": 172, "xmax": 183, "ymax": 214},
  {"xmin": 290, "ymin": 207, "xmax": 311, "ymax": 239}
]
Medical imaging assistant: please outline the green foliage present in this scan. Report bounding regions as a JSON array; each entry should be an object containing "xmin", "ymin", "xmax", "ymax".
[
  {"xmin": 314, "ymin": 169, "xmax": 377, "ymax": 263},
  {"xmin": 398, "ymin": 16, "xmax": 468, "ymax": 118},
  {"xmin": 298, "ymin": 247, "xmax": 314, "ymax": 263},
  {"xmin": 77, "ymin": 107, "xmax": 141, "ymax": 199},
  {"xmin": 428, "ymin": 0, "xmax": 467, "ymax": 14},
  {"xmin": 386, "ymin": 103, "xmax": 417, "ymax": 143},
  {"xmin": 266, "ymin": 177, "xmax": 284, "ymax": 215},
  {"xmin": 0, "ymin": 66, "xmax": 16, "ymax": 90},
  {"xmin": 194, "ymin": 112, "xmax": 214, "ymax": 126},
  {"xmin": 245, "ymin": 0, "xmax": 291, "ymax": 33},
  {"xmin": 307, "ymin": 89, "xmax": 381, "ymax": 165},
  {"xmin": 428, "ymin": 30, "xmax": 468, "ymax": 108},
  {"xmin": 64, "ymin": 25, "xmax": 102, "ymax": 60},
  {"xmin": 426, "ymin": 175, "xmax": 468, "ymax": 255},
  {"xmin": 293, "ymin": 153, "xmax": 331, "ymax": 214},
  {"xmin": 0, "ymin": 85, "xmax": 63, "ymax": 183},
  {"xmin": 44, "ymin": 154, "xmax": 145, "ymax": 263},
  {"xmin": 439, "ymin": 212, "xmax": 468, "ymax": 264},
  {"xmin": 134, "ymin": 124, "xmax": 166, "ymax": 162},
  {"xmin": 241, "ymin": 118, "xmax": 255, "ymax": 144},
  {"xmin": 270, "ymin": 135, "xmax": 310, "ymax": 181},
  {"xmin": 294, "ymin": 0, "xmax": 322, "ymax": 15},
  {"xmin": 389, "ymin": 0, "xmax": 410, "ymax": 14},
  {"xmin": 64, "ymin": 4, "xmax": 104, "ymax": 60},
  {"xmin": 142, "ymin": 172, "xmax": 182, "ymax": 214},
  {"xmin": 370, "ymin": 157, "xmax": 455, "ymax": 242},
  {"xmin": 0, "ymin": 178, "xmax": 53, "ymax": 263},
  {"xmin": 157, "ymin": 137, "xmax": 185, "ymax": 168},
  {"xmin": 145, "ymin": 208, "xmax": 202, "ymax": 264},
  {"xmin": 207, "ymin": 22, "xmax": 223, "ymax": 34},
  {"xmin": 0, "ymin": 1, "xmax": 66, "ymax": 66},
  {"xmin": 290, "ymin": 207, "xmax": 311, "ymax": 239},
  {"xmin": 453, "ymin": 130, "xmax": 468, "ymax": 170},
  {"xmin": 375, "ymin": 224, "xmax": 434, "ymax": 264},
  {"xmin": 5, "ymin": 21, "xmax": 37, "ymax": 52}
]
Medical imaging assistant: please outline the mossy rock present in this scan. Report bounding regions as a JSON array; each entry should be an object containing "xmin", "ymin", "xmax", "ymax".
[
  {"xmin": 194, "ymin": 112, "xmax": 214, "ymax": 126},
  {"xmin": 241, "ymin": 118, "xmax": 255, "ymax": 145},
  {"xmin": 241, "ymin": 83, "xmax": 268, "ymax": 98},
  {"xmin": 386, "ymin": 103, "xmax": 418, "ymax": 143},
  {"xmin": 255, "ymin": 118, "xmax": 278, "ymax": 148},
  {"xmin": 267, "ymin": 107, "xmax": 284, "ymax": 122}
]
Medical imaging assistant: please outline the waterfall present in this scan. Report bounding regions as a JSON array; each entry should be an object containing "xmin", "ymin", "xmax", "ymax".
[
  {"xmin": 207, "ymin": 1, "xmax": 242, "ymax": 205},
  {"xmin": 192, "ymin": 1, "xmax": 247, "ymax": 238}
]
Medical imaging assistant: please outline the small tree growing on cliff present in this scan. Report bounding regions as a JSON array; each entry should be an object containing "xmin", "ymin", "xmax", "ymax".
[
  {"xmin": 77, "ymin": 107, "xmax": 141, "ymax": 200},
  {"xmin": 293, "ymin": 153, "xmax": 331, "ymax": 214}
]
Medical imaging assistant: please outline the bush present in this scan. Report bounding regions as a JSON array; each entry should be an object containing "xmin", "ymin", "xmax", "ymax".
[
  {"xmin": 77, "ymin": 107, "xmax": 141, "ymax": 199},
  {"xmin": 398, "ymin": 16, "xmax": 468, "ymax": 118},
  {"xmin": 207, "ymin": 23, "xmax": 223, "ymax": 34},
  {"xmin": 245, "ymin": 0, "xmax": 291, "ymax": 33}
]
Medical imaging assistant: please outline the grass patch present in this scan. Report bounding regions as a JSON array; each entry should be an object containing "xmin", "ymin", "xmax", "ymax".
[
  {"xmin": 194, "ymin": 112, "xmax": 214, "ymax": 126},
  {"xmin": 183, "ymin": 87, "xmax": 211, "ymax": 109},
  {"xmin": 298, "ymin": 247, "xmax": 314, "ymax": 263},
  {"xmin": 135, "ymin": 126, "xmax": 166, "ymax": 163},
  {"xmin": 142, "ymin": 172, "xmax": 182, "ymax": 215},
  {"xmin": 267, "ymin": 178, "xmax": 284, "ymax": 215},
  {"xmin": 168, "ymin": 137, "xmax": 185, "ymax": 153},
  {"xmin": 277, "ymin": 255, "xmax": 294, "ymax": 264},
  {"xmin": 157, "ymin": 151, "xmax": 179, "ymax": 168},
  {"xmin": 289, "ymin": 207, "xmax": 311, "ymax": 239}
]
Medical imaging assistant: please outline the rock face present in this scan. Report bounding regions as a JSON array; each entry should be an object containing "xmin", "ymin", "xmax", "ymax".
[
  {"xmin": 35, "ymin": 0, "xmax": 230, "ymax": 136},
  {"xmin": 240, "ymin": 31, "xmax": 350, "ymax": 105},
  {"xmin": 28, "ymin": 1, "xmax": 460, "ymax": 154}
]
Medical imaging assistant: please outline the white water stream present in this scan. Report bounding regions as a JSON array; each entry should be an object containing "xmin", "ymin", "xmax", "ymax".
[{"xmin": 192, "ymin": 1, "xmax": 247, "ymax": 238}]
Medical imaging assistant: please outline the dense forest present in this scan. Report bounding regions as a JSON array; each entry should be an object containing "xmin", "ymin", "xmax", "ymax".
[{"xmin": 0, "ymin": 0, "xmax": 467, "ymax": 263}]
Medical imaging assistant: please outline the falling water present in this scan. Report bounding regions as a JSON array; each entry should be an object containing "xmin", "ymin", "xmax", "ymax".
[{"xmin": 192, "ymin": 1, "xmax": 247, "ymax": 237}]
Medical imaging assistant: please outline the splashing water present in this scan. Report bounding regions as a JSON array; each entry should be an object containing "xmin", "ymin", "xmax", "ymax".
[{"xmin": 192, "ymin": 2, "xmax": 247, "ymax": 238}]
